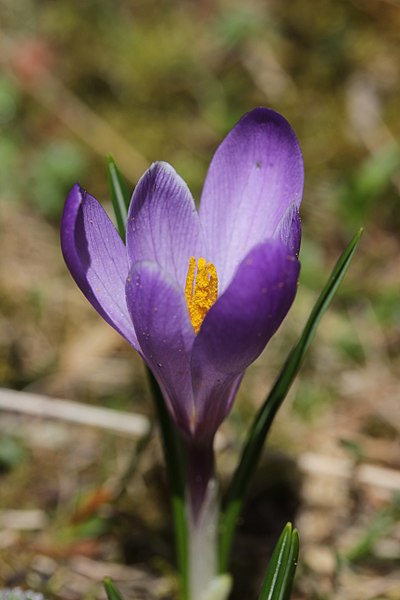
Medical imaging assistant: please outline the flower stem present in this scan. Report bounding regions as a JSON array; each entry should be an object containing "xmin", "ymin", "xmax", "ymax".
[
  {"xmin": 187, "ymin": 478, "xmax": 219, "ymax": 600},
  {"xmin": 185, "ymin": 442, "xmax": 232, "ymax": 600}
]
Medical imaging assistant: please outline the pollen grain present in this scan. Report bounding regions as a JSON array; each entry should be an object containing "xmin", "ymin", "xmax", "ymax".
[{"xmin": 185, "ymin": 256, "xmax": 218, "ymax": 334}]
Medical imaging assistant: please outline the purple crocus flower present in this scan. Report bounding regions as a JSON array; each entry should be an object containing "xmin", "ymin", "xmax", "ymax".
[{"xmin": 61, "ymin": 108, "xmax": 303, "ymax": 512}]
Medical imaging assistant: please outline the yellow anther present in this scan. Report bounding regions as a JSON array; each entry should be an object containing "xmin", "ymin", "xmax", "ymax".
[{"xmin": 185, "ymin": 256, "xmax": 218, "ymax": 334}]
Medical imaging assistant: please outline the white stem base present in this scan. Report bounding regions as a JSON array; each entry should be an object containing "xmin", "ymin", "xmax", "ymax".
[{"xmin": 188, "ymin": 478, "xmax": 231, "ymax": 600}]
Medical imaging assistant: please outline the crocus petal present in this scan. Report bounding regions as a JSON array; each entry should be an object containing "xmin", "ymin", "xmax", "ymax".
[
  {"xmin": 273, "ymin": 203, "xmax": 302, "ymax": 257},
  {"xmin": 126, "ymin": 162, "xmax": 204, "ymax": 289},
  {"xmin": 61, "ymin": 184, "xmax": 138, "ymax": 348},
  {"xmin": 190, "ymin": 371, "xmax": 243, "ymax": 445},
  {"xmin": 199, "ymin": 108, "xmax": 304, "ymax": 290},
  {"xmin": 191, "ymin": 240, "xmax": 300, "ymax": 437},
  {"xmin": 125, "ymin": 260, "xmax": 195, "ymax": 436}
]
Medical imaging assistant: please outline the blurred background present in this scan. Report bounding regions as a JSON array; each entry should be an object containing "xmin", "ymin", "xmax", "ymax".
[{"xmin": 0, "ymin": 0, "xmax": 399, "ymax": 598}]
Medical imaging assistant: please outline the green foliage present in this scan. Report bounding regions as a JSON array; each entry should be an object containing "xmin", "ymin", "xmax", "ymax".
[
  {"xmin": 107, "ymin": 155, "xmax": 130, "ymax": 241},
  {"xmin": 146, "ymin": 370, "xmax": 188, "ymax": 600},
  {"xmin": 219, "ymin": 229, "xmax": 363, "ymax": 572},
  {"xmin": 259, "ymin": 523, "xmax": 299, "ymax": 600},
  {"xmin": 103, "ymin": 578, "xmax": 125, "ymax": 600}
]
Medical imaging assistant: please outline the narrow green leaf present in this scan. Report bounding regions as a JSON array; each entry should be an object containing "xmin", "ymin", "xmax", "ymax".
[
  {"xmin": 107, "ymin": 161, "xmax": 189, "ymax": 600},
  {"xmin": 258, "ymin": 523, "xmax": 299, "ymax": 600},
  {"xmin": 107, "ymin": 155, "xmax": 131, "ymax": 241},
  {"xmin": 219, "ymin": 229, "xmax": 363, "ymax": 571},
  {"xmin": 147, "ymin": 369, "xmax": 189, "ymax": 600},
  {"xmin": 282, "ymin": 529, "xmax": 299, "ymax": 600},
  {"xmin": 103, "ymin": 577, "xmax": 125, "ymax": 600},
  {"xmin": 260, "ymin": 524, "xmax": 291, "ymax": 600}
]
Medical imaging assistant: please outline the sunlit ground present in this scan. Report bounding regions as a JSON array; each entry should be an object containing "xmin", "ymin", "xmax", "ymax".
[{"xmin": 0, "ymin": 1, "xmax": 399, "ymax": 598}]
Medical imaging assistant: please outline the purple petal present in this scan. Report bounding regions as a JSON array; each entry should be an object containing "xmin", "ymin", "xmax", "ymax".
[
  {"xmin": 273, "ymin": 203, "xmax": 301, "ymax": 257},
  {"xmin": 61, "ymin": 184, "xmax": 138, "ymax": 348},
  {"xmin": 126, "ymin": 162, "xmax": 204, "ymax": 289},
  {"xmin": 199, "ymin": 108, "xmax": 304, "ymax": 290},
  {"xmin": 125, "ymin": 260, "xmax": 195, "ymax": 436},
  {"xmin": 191, "ymin": 371, "xmax": 243, "ymax": 444},
  {"xmin": 191, "ymin": 240, "xmax": 300, "ymax": 437}
]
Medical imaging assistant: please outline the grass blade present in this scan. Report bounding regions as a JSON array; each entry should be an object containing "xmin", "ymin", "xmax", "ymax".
[
  {"xmin": 219, "ymin": 229, "xmax": 363, "ymax": 572},
  {"xmin": 258, "ymin": 523, "xmax": 299, "ymax": 600},
  {"xmin": 107, "ymin": 155, "xmax": 131, "ymax": 241},
  {"xmin": 147, "ymin": 369, "xmax": 189, "ymax": 599},
  {"xmin": 103, "ymin": 577, "xmax": 125, "ymax": 600}
]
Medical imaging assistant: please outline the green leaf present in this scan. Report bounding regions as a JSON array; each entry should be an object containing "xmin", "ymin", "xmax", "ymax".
[
  {"xmin": 258, "ymin": 523, "xmax": 299, "ymax": 600},
  {"xmin": 103, "ymin": 577, "xmax": 125, "ymax": 600},
  {"xmin": 147, "ymin": 369, "xmax": 189, "ymax": 600},
  {"xmin": 107, "ymin": 155, "xmax": 131, "ymax": 240},
  {"xmin": 219, "ymin": 229, "xmax": 363, "ymax": 572},
  {"xmin": 107, "ymin": 160, "xmax": 189, "ymax": 600}
]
